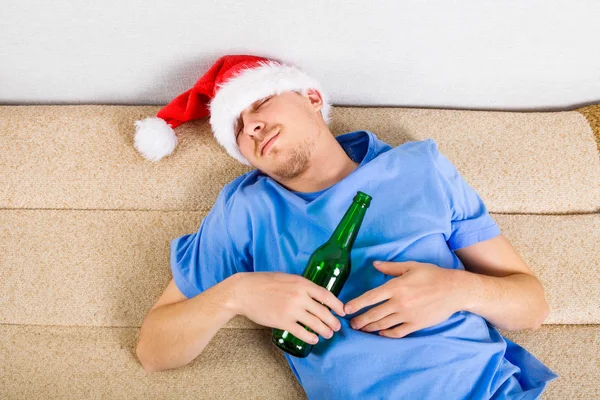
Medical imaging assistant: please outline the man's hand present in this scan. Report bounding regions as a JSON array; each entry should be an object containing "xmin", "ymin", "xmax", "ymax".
[
  {"xmin": 344, "ymin": 261, "xmax": 464, "ymax": 338},
  {"xmin": 232, "ymin": 272, "xmax": 346, "ymax": 344}
]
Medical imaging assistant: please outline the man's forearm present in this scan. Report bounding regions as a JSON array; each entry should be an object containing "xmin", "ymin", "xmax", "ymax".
[
  {"xmin": 455, "ymin": 270, "xmax": 550, "ymax": 331},
  {"xmin": 137, "ymin": 274, "xmax": 241, "ymax": 372}
]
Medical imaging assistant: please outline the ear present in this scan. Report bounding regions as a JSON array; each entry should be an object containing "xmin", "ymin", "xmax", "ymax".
[{"xmin": 304, "ymin": 88, "xmax": 323, "ymax": 113}]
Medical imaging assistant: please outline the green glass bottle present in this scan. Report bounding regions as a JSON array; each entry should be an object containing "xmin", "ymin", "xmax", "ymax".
[{"xmin": 272, "ymin": 191, "xmax": 372, "ymax": 358}]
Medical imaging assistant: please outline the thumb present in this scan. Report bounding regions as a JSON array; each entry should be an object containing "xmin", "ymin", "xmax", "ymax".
[{"xmin": 373, "ymin": 261, "xmax": 415, "ymax": 276}]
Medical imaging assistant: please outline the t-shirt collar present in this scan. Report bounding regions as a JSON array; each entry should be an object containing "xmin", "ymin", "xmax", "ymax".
[{"xmin": 291, "ymin": 130, "xmax": 385, "ymax": 201}]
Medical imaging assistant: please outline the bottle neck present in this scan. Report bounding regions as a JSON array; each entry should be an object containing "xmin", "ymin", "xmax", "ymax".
[{"xmin": 329, "ymin": 202, "xmax": 369, "ymax": 251}]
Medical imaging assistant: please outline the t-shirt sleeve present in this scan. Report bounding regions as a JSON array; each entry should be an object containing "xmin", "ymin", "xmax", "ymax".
[
  {"xmin": 427, "ymin": 139, "xmax": 502, "ymax": 251},
  {"xmin": 169, "ymin": 185, "xmax": 245, "ymax": 299}
]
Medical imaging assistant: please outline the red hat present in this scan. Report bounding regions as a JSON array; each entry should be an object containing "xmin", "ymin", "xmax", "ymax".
[{"xmin": 133, "ymin": 54, "xmax": 332, "ymax": 164}]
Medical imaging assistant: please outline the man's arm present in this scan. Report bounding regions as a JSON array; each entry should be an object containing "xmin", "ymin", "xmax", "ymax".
[
  {"xmin": 136, "ymin": 275, "xmax": 241, "ymax": 372},
  {"xmin": 137, "ymin": 272, "xmax": 347, "ymax": 372},
  {"xmin": 454, "ymin": 234, "xmax": 550, "ymax": 331}
]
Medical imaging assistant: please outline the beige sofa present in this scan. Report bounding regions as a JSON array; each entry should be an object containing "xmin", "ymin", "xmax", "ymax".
[{"xmin": 1, "ymin": 104, "xmax": 599, "ymax": 399}]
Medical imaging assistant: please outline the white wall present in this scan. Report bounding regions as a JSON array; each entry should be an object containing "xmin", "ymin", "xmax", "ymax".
[{"xmin": 1, "ymin": 0, "xmax": 599, "ymax": 111}]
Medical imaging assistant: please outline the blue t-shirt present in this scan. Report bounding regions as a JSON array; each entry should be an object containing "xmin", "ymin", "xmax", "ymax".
[{"xmin": 170, "ymin": 130, "xmax": 558, "ymax": 399}]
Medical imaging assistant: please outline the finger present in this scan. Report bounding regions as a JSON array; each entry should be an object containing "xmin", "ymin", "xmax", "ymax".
[
  {"xmin": 286, "ymin": 322, "xmax": 319, "ymax": 345},
  {"xmin": 379, "ymin": 322, "xmax": 420, "ymax": 339},
  {"xmin": 305, "ymin": 298, "xmax": 342, "ymax": 333},
  {"xmin": 344, "ymin": 285, "xmax": 390, "ymax": 315},
  {"xmin": 298, "ymin": 311, "xmax": 335, "ymax": 339},
  {"xmin": 373, "ymin": 261, "xmax": 416, "ymax": 276},
  {"xmin": 361, "ymin": 313, "xmax": 404, "ymax": 333},
  {"xmin": 350, "ymin": 302, "xmax": 396, "ymax": 330},
  {"xmin": 306, "ymin": 283, "xmax": 346, "ymax": 317}
]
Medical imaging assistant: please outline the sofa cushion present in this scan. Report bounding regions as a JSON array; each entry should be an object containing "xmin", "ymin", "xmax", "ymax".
[
  {"xmin": 1, "ymin": 211, "xmax": 598, "ymax": 326},
  {"xmin": 0, "ymin": 324, "xmax": 597, "ymax": 400},
  {"xmin": 1, "ymin": 105, "xmax": 598, "ymax": 213}
]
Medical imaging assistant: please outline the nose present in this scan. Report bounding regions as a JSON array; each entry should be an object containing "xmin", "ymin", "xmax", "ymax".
[{"xmin": 240, "ymin": 115, "xmax": 266, "ymax": 140}]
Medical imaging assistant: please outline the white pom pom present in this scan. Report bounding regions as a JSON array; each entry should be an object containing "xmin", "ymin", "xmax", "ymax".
[{"xmin": 133, "ymin": 117, "xmax": 178, "ymax": 162}]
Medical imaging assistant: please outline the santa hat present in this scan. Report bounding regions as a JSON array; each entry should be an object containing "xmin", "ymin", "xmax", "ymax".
[{"xmin": 133, "ymin": 54, "xmax": 332, "ymax": 164}]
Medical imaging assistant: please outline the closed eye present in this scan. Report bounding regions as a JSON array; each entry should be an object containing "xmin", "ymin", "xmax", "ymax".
[{"xmin": 236, "ymin": 96, "xmax": 272, "ymax": 139}]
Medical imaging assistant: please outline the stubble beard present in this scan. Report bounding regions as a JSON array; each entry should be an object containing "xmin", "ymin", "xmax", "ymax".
[{"xmin": 270, "ymin": 139, "xmax": 314, "ymax": 180}]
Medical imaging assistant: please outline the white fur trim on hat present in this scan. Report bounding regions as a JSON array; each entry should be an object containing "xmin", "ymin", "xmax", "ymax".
[{"xmin": 208, "ymin": 60, "xmax": 332, "ymax": 165}]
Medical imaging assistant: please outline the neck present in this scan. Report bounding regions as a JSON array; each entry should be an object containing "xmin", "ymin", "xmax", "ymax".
[{"xmin": 278, "ymin": 134, "xmax": 359, "ymax": 193}]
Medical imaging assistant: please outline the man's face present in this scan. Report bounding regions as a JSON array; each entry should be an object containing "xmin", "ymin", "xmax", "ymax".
[{"xmin": 234, "ymin": 89, "xmax": 324, "ymax": 180}]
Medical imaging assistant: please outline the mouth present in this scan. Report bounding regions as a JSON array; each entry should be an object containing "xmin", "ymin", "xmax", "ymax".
[{"xmin": 260, "ymin": 131, "xmax": 280, "ymax": 156}]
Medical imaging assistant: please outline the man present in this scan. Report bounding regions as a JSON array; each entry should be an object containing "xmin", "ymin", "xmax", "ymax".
[{"xmin": 134, "ymin": 55, "xmax": 558, "ymax": 399}]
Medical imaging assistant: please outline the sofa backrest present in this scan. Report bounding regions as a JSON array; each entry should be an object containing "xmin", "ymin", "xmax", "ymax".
[{"xmin": 1, "ymin": 105, "xmax": 599, "ymax": 330}]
